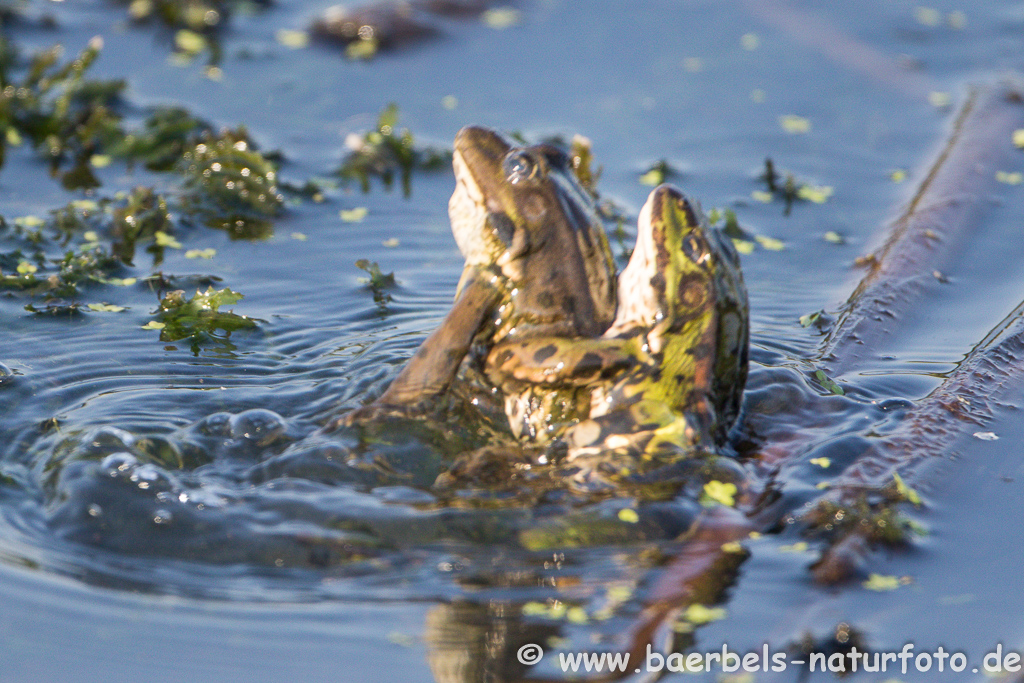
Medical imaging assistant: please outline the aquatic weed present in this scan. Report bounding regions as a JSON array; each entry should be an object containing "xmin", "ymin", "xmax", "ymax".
[
  {"xmin": 147, "ymin": 286, "xmax": 257, "ymax": 353},
  {"xmin": 0, "ymin": 38, "xmax": 126, "ymax": 189},
  {"xmin": 338, "ymin": 104, "xmax": 449, "ymax": 197},
  {"xmin": 179, "ymin": 128, "xmax": 283, "ymax": 238}
]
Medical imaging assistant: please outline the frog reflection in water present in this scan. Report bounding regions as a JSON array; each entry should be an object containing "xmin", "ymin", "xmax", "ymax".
[{"xmin": 485, "ymin": 184, "xmax": 749, "ymax": 487}]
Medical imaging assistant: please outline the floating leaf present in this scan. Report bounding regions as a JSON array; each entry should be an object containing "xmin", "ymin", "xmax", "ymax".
[
  {"xmin": 810, "ymin": 457, "xmax": 831, "ymax": 468},
  {"xmin": 779, "ymin": 115, "xmax": 810, "ymax": 133},
  {"xmin": 180, "ymin": 129, "xmax": 283, "ymax": 238},
  {"xmin": 890, "ymin": 169, "xmax": 908, "ymax": 183},
  {"xmin": 893, "ymin": 472, "xmax": 921, "ymax": 505},
  {"xmin": 174, "ymin": 29, "xmax": 207, "ymax": 55},
  {"xmin": 995, "ymin": 171, "xmax": 1023, "ymax": 185},
  {"xmin": 751, "ymin": 190, "xmax": 773, "ymax": 203},
  {"xmin": 15, "ymin": 216, "xmax": 45, "ymax": 229},
  {"xmin": 482, "ymin": 7, "xmax": 521, "ymax": 29},
  {"xmin": 185, "ymin": 248, "xmax": 216, "ymax": 259},
  {"xmin": 345, "ymin": 38, "xmax": 378, "ymax": 60},
  {"xmin": 682, "ymin": 604, "xmax": 727, "ymax": 625},
  {"xmin": 824, "ymin": 231, "xmax": 845, "ymax": 244},
  {"xmin": 275, "ymin": 29, "xmax": 309, "ymax": 49},
  {"xmin": 154, "ymin": 231, "xmax": 182, "ymax": 249},
  {"xmin": 566, "ymin": 607, "xmax": 589, "ymax": 624},
  {"xmin": 617, "ymin": 508, "xmax": 640, "ymax": 523},
  {"xmin": 914, "ymin": 6, "xmax": 941, "ymax": 26},
  {"xmin": 754, "ymin": 234, "xmax": 785, "ymax": 251},
  {"xmin": 814, "ymin": 369, "xmax": 844, "ymax": 395},
  {"xmin": 731, "ymin": 239, "xmax": 755, "ymax": 255},
  {"xmin": 928, "ymin": 91, "xmax": 952, "ymax": 108},
  {"xmin": 973, "ymin": 431, "xmax": 998, "ymax": 441},
  {"xmin": 291, "ymin": 232, "xmax": 307, "ymax": 241},
  {"xmin": 863, "ymin": 573, "xmax": 901, "ymax": 591},
  {"xmin": 87, "ymin": 303, "xmax": 126, "ymax": 312},
  {"xmin": 796, "ymin": 184, "xmax": 833, "ymax": 203},
  {"xmin": 338, "ymin": 105, "xmax": 449, "ymax": 196},
  {"xmin": 779, "ymin": 541, "xmax": 809, "ymax": 553},
  {"xmin": 340, "ymin": 207, "xmax": 369, "ymax": 222},
  {"xmin": 700, "ymin": 480, "xmax": 737, "ymax": 507},
  {"xmin": 799, "ymin": 311, "xmax": 821, "ymax": 329},
  {"xmin": 1014, "ymin": 129, "xmax": 1024, "ymax": 149}
]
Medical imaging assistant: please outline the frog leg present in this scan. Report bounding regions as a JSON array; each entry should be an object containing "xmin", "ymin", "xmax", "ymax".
[
  {"xmin": 485, "ymin": 335, "xmax": 650, "ymax": 387},
  {"xmin": 371, "ymin": 266, "xmax": 503, "ymax": 407}
]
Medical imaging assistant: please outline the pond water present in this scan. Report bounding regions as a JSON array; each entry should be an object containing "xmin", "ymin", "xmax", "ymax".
[{"xmin": 2, "ymin": 1, "xmax": 1024, "ymax": 681}]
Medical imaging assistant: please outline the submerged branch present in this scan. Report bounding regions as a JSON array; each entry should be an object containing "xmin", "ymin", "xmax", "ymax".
[
  {"xmin": 819, "ymin": 80, "xmax": 1024, "ymax": 375},
  {"xmin": 806, "ymin": 300, "xmax": 1024, "ymax": 582}
]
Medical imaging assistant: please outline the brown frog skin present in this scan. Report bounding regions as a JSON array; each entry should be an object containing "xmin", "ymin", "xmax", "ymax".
[
  {"xmin": 485, "ymin": 184, "xmax": 749, "ymax": 485},
  {"xmin": 341, "ymin": 126, "xmax": 617, "ymax": 424}
]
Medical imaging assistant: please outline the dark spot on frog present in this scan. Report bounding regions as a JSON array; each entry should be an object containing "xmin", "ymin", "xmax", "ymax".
[
  {"xmin": 575, "ymin": 352, "xmax": 605, "ymax": 376},
  {"xmin": 533, "ymin": 344, "xmax": 558, "ymax": 363},
  {"xmin": 536, "ymin": 290, "xmax": 556, "ymax": 309},
  {"xmin": 650, "ymin": 271, "xmax": 666, "ymax": 293},
  {"xmin": 689, "ymin": 342, "xmax": 712, "ymax": 360},
  {"xmin": 494, "ymin": 349, "xmax": 515, "ymax": 365}
]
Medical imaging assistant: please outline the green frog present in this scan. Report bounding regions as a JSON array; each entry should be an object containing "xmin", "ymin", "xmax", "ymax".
[
  {"xmin": 485, "ymin": 184, "xmax": 749, "ymax": 485},
  {"xmin": 341, "ymin": 126, "xmax": 617, "ymax": 424}
]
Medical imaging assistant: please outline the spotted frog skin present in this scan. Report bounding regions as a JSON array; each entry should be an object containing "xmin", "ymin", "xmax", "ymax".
[
  {"xmin": 486, "ymin": 184, "xmax": 749, "ymax": 483},
  {"xmin": 345, "ymin": 126, "xmax": 617, "ymax": 421}
]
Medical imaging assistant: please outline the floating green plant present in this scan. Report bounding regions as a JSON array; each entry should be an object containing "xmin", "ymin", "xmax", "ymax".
[
  {"xmin": 338, "ymin": 104, "xmax": 449, "ymax": 197},
  {"xmin": 179, "ymin": 128, "xmax": 283, "ymax": 238},
  {"xmin": 148, "ymin": 286, "xmax": 257, "ymax": 352}
]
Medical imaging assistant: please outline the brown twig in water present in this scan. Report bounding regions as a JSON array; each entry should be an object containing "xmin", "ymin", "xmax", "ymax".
[{"xmin": 819, "ymin": 81, "xmax": 1024, "ymax": 375}]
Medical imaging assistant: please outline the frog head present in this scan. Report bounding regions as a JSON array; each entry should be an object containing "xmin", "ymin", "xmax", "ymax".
[
  {"xmin": 450, "ymin": 126, "xmax": 617, "ymax": 341},
  {"xmin": 610, "ymin": 183, "xmax": 748, "ymax": 437}
]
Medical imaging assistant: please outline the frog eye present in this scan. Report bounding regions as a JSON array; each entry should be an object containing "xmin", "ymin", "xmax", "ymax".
[
  {"xmin": 502, "ymin": 151, "xmax": 537, "ymax": 184},
  {"xmin": 682, "ymin": 234, "xmax": 708, "ymax": 264}
]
